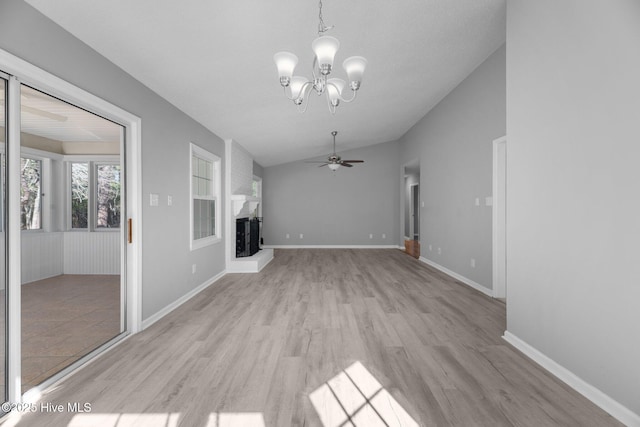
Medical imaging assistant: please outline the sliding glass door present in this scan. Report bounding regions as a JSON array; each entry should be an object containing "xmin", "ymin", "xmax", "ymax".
[
  {"xmin": 19, "ymin": 84, "xmax": 125, "ymax": 393},
  {"xmin": 0, "ymin": 62, "xmax": 134, "ymax": 403}
]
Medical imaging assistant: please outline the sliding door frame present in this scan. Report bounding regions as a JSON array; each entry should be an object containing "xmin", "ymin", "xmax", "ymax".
[{"xmin": 0, "ymin": 47, "xmax": 142, "ymax": 404}]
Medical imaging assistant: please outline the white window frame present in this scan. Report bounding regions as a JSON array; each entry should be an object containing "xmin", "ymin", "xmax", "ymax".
[{"xmin": 190, "ymin": 143, "xmax": 221, "ymax": 250}]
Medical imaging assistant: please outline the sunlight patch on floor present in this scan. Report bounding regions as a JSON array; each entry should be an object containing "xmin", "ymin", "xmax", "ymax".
[{"xmin": 309, "ymin": 361, "xmax": 419, "ymax": 427}]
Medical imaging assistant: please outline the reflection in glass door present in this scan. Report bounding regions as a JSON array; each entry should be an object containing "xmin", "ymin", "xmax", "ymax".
[
  {"xmin": 19, "ymin": 84, "xmax": 125, "ymax": 392},
  {"xmin": 1, "ymin": 75, "xmax": 7, "ymax": 405}
]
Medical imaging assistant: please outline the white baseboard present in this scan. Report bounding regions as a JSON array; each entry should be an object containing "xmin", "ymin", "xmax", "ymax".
[
  {"xmin": 142, "ymin": 269, "xmax": 226, "ymax": 330},
  {"xmin": 503, "ymin": 331, "xmax": 640, "ymax": 427},
  {"xmin": 263, "ymin": 245, "xmax": 400, "ymax": 249},
  {"xmin": 418, "ymin": 256, "xmax": 493, "ymax": 297}
]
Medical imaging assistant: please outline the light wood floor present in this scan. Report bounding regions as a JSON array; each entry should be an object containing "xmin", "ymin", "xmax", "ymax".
[
  {"xmin": 0, "ymin": 275, "xmax": 121, "ymax": 393},
  {"xmin": 2, "ymin": 249, "xmax": 622, "ymax": 426}
]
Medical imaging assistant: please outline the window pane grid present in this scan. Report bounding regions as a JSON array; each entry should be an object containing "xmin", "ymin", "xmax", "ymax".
[
  {"xmin": 191, "ymin": 147, "xmax": 218, "ymax": 244},
  {"xmin": 192, "ymin": 155, "xmax": 213, "ymax": 198},
  {"xmin": 193, "ymin": 198, "xmax": 216, "ymax": 240}
]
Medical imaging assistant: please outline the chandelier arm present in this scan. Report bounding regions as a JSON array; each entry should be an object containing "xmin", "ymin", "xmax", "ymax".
[
  {"xmin": 281, "ymin": 80, "xmax": 314, "ymax": 101},
  {"xmin": 338, "ymin": 88, "xmax": 358, "ymax": 103},
  {"xmin": 311, "ymin": 56, "xmax": 320, "ymax": 82},
  {"xmin": 324, "ymin": 80, "xmax": 356, "ymax": 104},
  {"xmin": 298, "ymin": 91, "xmax": 312, "ymax": 113}
]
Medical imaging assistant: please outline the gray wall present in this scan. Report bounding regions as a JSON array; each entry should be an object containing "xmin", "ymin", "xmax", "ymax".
[
  {"xmin": 507, "ymin": 1, "xmax": 640, "ymax": 416},
  {"xmin": 399, "ymin": 44, "xmax": 506, "ymax": 290},
  {"xmin": 263, "ymin": 140, "xmax": 399, "ymax": 246},
  {"xmin": 253, "ymin": 160, "xmax": 264, "ymax": 179},
  {"xmin": 0, "ymin": 0, "xmax": 226, "ymax": 321}
]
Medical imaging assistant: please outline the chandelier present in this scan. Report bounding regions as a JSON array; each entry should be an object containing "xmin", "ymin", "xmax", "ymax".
[{"xmin": 273, "ymin": 0, "xmax": 368, "ymax": 114}]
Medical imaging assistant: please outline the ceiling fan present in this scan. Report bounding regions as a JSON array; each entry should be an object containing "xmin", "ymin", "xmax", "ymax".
[{"xmin": 307, "ymin": 131, "xmax": 364, "ymax": 171}]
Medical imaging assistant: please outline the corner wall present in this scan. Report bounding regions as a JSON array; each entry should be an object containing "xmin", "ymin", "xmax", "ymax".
[
  {"xmin": 399, "ymin": 44, "xmax": 506, "ymax": 290},
  {"xmin": 263, "ymin": 140, "xmax": 400, "ymax": 246},
  {"xmin": 506, "ymin": 1, "xmax": 640, "ymax": 421}
]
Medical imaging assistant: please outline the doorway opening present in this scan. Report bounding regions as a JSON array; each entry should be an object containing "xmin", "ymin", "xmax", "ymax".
[{"xmin": 402, "ymin": 161, "xmax": 420, "ymax": 258}]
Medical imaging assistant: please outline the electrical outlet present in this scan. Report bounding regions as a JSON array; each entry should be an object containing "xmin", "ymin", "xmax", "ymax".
[
  {"xmin": 437, "ymin": 247, "xmax": 442, "ymax": 255},
  {"xmin": 167, "ymin": 195, "xmax": 173, "ymax": 206},
  {"xmin": 149, "ymin": 193, "xmax": 159, "ymax": 206},
  {"xmin": 299, "ymin": 234, "xmax": 303, "ymax": 239},
  {"xmin": 471, "ymin": 258, "xmax": 476, "ymax": 268},
  {"xmin": 192, "ymin": 264, "xmax": 196, "ymax": 274},
  {"xmin": 475, "ymin": 197, "xmax": 480, "ymax": 206},
  {"xmin": 429, "ymin": 244, "xmax": 432, "ymax": 251},
  {"xmin": 382, "ymin": 233, "xmax": 386, "ymax": 239},
  {"xmin": 369, "ymin": 233, "xmax": 373, "ymax": 239},
  {"xmin": 286, "ymin": 233, "xmax": 290, "ymax": 239},
  {"xmin": 421, "ymin": 201, "xmax": 425, "ymax": 208}
]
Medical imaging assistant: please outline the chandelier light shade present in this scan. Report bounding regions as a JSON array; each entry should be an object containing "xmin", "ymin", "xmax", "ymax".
[
  {"xmin": 273, "ymin": 51, "xmax": 299, "ymax": 86},
  {"xmin": 343, "ymin": 56, "xmax": 368, "ymax": 90},
  {"xmin": 326, "ymin": 78, "xmax": 345, "ymax": 106},
  {"xmin": 273, "ymin": 0, "xmax": 367, "ymax": 114},
  {"xmin": 311, "ymin": 36, "xmax": 340, "ymax": 74}
]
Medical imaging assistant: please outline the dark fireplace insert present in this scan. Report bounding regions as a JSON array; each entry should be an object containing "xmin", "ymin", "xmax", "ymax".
[{"xmin": 236, "ymin": 217, "xmax": 261, "ymax": 257}]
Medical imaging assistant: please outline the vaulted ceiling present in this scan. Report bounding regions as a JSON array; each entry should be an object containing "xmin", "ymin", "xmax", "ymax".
[{"xmin": 24, "ymin": 0, "xmax": 506, "ymax": 166}]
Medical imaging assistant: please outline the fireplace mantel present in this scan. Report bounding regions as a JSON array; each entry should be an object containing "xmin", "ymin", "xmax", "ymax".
[{"xmin": 231, "ymin": 194, "xmax": 260, "ymax": 217}]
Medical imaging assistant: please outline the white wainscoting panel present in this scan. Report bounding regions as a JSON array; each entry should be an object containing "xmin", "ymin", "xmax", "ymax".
[
  {"xmin": 21, "ymin": 232, "xmax": 64, "ymax": 284},
  {"xmin": 63, "ymin": 231, "xmax": 121, "ymax": 275}
]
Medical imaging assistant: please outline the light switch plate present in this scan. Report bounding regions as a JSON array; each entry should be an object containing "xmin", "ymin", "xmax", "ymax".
[{"xmin": 150, "ymin": 193, "xmax": 159, "ymax": 206}]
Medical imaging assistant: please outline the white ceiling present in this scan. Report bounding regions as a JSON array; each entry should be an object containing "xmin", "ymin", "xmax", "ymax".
[
  {"xmin": 1, "ymin": 84, "xmax": 122, "ymax": 144},
  {"xmin": 24, "ymin": 0, "xmax": 506, "ymax": 167}
]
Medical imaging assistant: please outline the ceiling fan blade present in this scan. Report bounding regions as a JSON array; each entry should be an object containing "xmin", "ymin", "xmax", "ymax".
[
  {"xmin": 340, "ymin": 162, "xmax": 353, "ymax": 167},
  {"xmin": 305, "ymin": 161, "xmax": 329, "ymax": 163},
  {"xmin": 341, "ymin": 160, "xmax": 364, "ymax": 163},
  {"xmin": 318, "ymin": 163, "xmax": 329, "ymax": 167}
]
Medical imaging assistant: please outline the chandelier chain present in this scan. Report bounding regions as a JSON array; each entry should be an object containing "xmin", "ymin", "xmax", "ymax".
[{"xmin": 317, "ymin": 0, "xmax": 333, "ymax": 35}]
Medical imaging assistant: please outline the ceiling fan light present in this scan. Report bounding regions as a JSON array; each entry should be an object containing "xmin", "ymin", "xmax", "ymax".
[
  {"xmin": 326, "ymin": 78, "xmax": 345, "ymax": 106},
  {"xmin": 328, "ymin": 163, "xmax": 340, "ymax": 171},
  {"xmin": 343, "ymin": 56, "xmax": 367, "ymax": 90},
  {"xmin": 273, "ymin": 51, "xmax": 299, "ymax": 86},
  {"xmin": 312, "ymin": 36, "xmax": 340, "ymax": 75}
]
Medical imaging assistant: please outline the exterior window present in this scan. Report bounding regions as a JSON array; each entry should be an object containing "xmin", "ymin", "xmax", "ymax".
[
  {"xmin": 252, "ymin": 178, "xmax": 261, "ymax": 198},
  {"xmin": 190, "ymin": 143, "xmax": 220, "ymax": 249},
  {"xmin": 69, "ymin": 161, "xmax": 120, "ymax": 230},
  {"xmin": 96, "ymin": 164, "xmax": 121, "ymax": 228},
  {"xmin": 71, "ymin": 162, "xmax": 89, "ymax": 229},
  {"xmin": 20, "ymin": 157, "xmax": 42, "ymax": 230}
]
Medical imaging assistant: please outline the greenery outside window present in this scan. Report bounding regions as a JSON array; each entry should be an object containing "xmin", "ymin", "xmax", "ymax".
[
  {"xmin": 69, "ymin": 161, "xmax": 121, "ymax": 231},
  {"xmin": 21, "ymin": 157, "xmax": 42, "ymax": 230}
]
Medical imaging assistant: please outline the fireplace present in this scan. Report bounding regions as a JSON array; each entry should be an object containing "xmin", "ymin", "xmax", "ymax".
[{"xmin": 236, "ymin": 217, "xmax": 261, "ymax": 257}]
